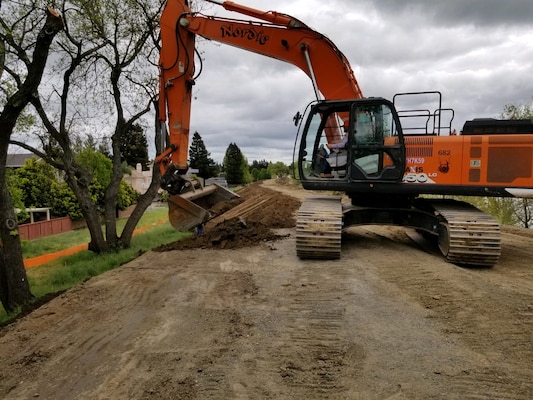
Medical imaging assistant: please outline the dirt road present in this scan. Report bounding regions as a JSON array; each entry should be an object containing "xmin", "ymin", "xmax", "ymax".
[{"xmin": 0, "ymin": 180, "xmax": 532, "ymax": 399}]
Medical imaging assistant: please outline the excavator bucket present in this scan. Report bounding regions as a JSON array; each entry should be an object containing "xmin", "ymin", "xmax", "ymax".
[{"xmin": 168, "ymin": 183, "xmax": 239, "ymax": 231}]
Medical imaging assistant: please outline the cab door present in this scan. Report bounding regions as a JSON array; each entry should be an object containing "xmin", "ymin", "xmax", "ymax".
[{"xmin": 349, "ymin": 99, "xmax": 405, "ymax": 182}]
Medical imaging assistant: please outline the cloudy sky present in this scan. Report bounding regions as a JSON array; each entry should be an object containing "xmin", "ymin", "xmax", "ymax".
[{"xmin": 186, "ymin": 0, "xmax": 533, "ymax": 164}]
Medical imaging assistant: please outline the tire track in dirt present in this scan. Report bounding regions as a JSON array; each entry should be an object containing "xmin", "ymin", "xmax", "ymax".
[
  {"xmin": 262, "ymin": 261, "xmax": 360, "ymax": 397},
  {"xmin": 346, "ymin": 225, "xmax": 533, "ymax": 399},
  {"xmin": 154, "ymin": 238, "xmax": 366, "ymax": 399}
]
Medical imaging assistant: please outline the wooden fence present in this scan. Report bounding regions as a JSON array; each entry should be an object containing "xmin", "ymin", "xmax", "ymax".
[{"xmin": 18, "ymin": 217, "xmax": 73, "ymax": 241}]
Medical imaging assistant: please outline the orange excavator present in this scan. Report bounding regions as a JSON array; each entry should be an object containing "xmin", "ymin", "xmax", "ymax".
[
  {"xmin": 157, "ymin": 0, "xmax": 533, "ymax": 266},
  {"xmin": 157, "ymin": 0, "xmax": 362, "ymax": 230}
]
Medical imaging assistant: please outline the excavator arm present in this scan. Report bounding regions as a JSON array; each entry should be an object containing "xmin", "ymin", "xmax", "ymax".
[{"xmin": 156, "ymin": 0, "xmax": 363, "ymax": 195}]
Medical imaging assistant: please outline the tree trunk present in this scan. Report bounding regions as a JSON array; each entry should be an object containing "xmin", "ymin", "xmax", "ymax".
[
  {"xmin": 0, "ymin": 38, "xmax": 5, "ymax": 79},
  {"xmin": 103, "ymin": 186, "xmax": 120, "ymax": 249},
  {"xmin": 0, "ymin": 148, "xmax": 32, "ymax": 313},
  {"xmin": 103, "ymin": 135, "xmax": 123, "ymax": 249},
  {"xmin": 79, "ymin": 197, "xmax": 109, "ymax": 253},
  {"xmin": 119, "ymin": 106, "xmax": 163, "ymax": 247},
  {"xmin": 119, "ymin": 167, "xmax": 161, "ymax": 247},
  {"xmin": 0, "ymin": 8, "xmax": 63, "ymax": 313},
  {"xmin": 64, "ymin": 167, "xmax": 109, "ymax": 253},
  {"xmin": 522, "ymin": 199, "xmax": 530, "ymax": 229}
]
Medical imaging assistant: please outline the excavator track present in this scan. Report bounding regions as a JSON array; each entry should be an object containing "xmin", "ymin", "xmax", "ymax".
[
  {"xmin": 432, "ymin": 201, "xmax": 501, "ymax": 267},
  {"xmin": 296, "ymin": 195, "xmax": 343, "ymax": 259}
]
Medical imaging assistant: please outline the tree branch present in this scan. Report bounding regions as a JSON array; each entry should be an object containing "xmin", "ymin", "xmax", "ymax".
[
  {"xmin": 0, "ymin": 7, "xmax": 63, "ymax": 135},
  {"xmin": 9, "ymin": 139, "xmax": 64, "ymax": 169}
]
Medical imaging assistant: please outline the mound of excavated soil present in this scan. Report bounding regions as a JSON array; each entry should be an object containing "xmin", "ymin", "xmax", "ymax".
[{"xmin": 154, "ymin": 182, "xmax": 301, "ymax": 251}]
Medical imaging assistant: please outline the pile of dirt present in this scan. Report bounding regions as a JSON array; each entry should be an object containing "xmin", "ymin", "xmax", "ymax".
[
  {"xmin": 154, "ymin": 182, "xmax": 301, "ymax": 251},
  {"xmin": 155, "ymin": 217, "xmax": 282, "ymax": 251}
]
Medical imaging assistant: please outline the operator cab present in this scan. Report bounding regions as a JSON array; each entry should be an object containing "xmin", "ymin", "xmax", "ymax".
[{"xmin": 298, "ymin": 98, "xmax": 405, "ymax": 189}]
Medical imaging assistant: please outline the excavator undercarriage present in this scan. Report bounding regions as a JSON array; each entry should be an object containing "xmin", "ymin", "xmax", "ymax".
[{"xmin": 295, "ymin": 196, "xmax": 501, "ymax": 267}]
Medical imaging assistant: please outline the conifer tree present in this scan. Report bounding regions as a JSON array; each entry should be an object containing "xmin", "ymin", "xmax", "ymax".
[
  {"xmin": 223, "ymin": 142, "xmax": 245, "ymax": 184},
  {"xmin": 120, "ymin": 124, "xmax": 149, "ymax": 170},
  {"xmin": 189, "ymin": 131, "xmax": 217, "ymax": 178}
]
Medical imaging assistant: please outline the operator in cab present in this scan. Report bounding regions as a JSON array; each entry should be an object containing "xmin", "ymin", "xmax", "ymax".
[{"xmin": 320, "ymin": 120, "xmax": 349, "ymax": 178}]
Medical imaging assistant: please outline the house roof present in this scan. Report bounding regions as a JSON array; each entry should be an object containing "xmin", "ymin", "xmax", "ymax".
[{"xmin": 7, "ymin": 153, "xmax": 39, "ymax": 168}]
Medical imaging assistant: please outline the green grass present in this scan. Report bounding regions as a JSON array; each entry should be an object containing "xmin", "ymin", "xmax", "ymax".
[
  {"xmin": 26, "ymin": 223, "xmax": 188, "ymax": 297},
  {"xmin": 21, "ymin": 205, "xmax": 170, "ymax": 259},
  {"xmin": 1, "ymin": 207, "xmax": 190, "ymax": 324}
]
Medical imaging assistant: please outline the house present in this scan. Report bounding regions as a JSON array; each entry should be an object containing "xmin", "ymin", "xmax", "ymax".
[
  {"xmin": 7, "ymin": 153, "xmax": 39, "ymax": 169},
  {"xmin": 123, "ymin": 163, "xmax": 202, "ymax": 195},
  {"xmin": 123, "ymin": 163, "xmax": 154, "ymax": 194}
]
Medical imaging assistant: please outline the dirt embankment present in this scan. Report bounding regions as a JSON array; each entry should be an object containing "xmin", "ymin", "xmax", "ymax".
[
  {"xmin": 155, "ymin": 182, "xmax": 301, "ymax": 251},
  {"xmin": 0, "ymin": 179, "xmax": 532, "ymax": 400}
]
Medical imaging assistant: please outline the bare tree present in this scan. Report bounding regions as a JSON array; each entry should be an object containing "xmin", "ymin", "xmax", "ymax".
[
  {"xmin": 11, "ymin": 0, "xmax": 165, "ymax": 253},
  {"xmin": 515, "ymin": 198, "xmax": 533, "ymax": 229},
  {"xmin": 502, "ymin": 102, "xmax": 533, "ymax": 120},
  {"xmin": 0, "ymin": 3, "xmax": 63, "ymax": 312}
]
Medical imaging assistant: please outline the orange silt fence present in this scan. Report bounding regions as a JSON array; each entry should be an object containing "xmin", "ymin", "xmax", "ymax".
[{"xmin": 23, "ymin": 218, "xmax": 168, "ymax": 269}]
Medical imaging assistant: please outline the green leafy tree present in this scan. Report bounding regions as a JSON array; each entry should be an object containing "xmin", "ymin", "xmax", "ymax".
[
  {"xmin": 223, "ymin": 143, "xmax": 245, "ymax": 185},
  {"xmin": 501, "ymin": 101, "xmax": 533, "ymax": 120},
  {"xmin": 241, "ymin": 155, "xmax": 251, "ymax": 184},
  {"xmin": 6, "ymin": 169, "xmax": 28, "ymax": 222},
  {"xmin": 14, "ymin": 157, "xmax": 56, "ymax": 208},
  {"xmin": 75, "ymin": 148, "xmax": 137, "ymax": 213},
  {"xmin": 258, "ymin": 168, "xmax": 271, "ymax": 180},
  {"xmin": 250, "ymin": 159, "xmax": 269, "ymax": 171},
  {"xmin": 117, "ymin": 179, "xmax": 139, "ymax": 211},
  {"xmin": 268, "ymin": 161, "xmax": 290, "ymax": 178},
  {"xmin": 7, "ymin": 0, "xmax": 166, "ymax": 255},
  {"xmin": 250, "ymin": 159, "xmax": 270, "ymax": 181},
  {"xmin": 76, "ymin": 149, "xmax": 113, "ymax": 188},
  {"xmin": 120, "ymin": 123, "xmax": 149, "ymax": 170},
  {"xmin": 10, "ymin": 157, "xmax": 83, "ymax": 220},
  {"xmin": 189, "ymin": 131, "xmax": 217, "ymax": 178},
  {"xmin": 515, "ymin": 198, "xmax": 533, "ymax": 229},
  {"xmin": 251, "ymin": 168, "xmax": 260, "ymax": 181},
  {"xmin": 484, "ymin": 197, "xmax": 518, "ymax": 226},
  {"xmin": 48, "ymin": 181, "xmax": 83, "ymax": 220},
  {"xmin": 10, "ymin": 149, "xmax": 137, "ymax": 220}
]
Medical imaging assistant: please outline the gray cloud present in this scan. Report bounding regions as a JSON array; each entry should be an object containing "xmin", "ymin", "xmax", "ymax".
[{"xmin": 373, "ymin": 0, "xmax": 533, "ymax": 27}]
